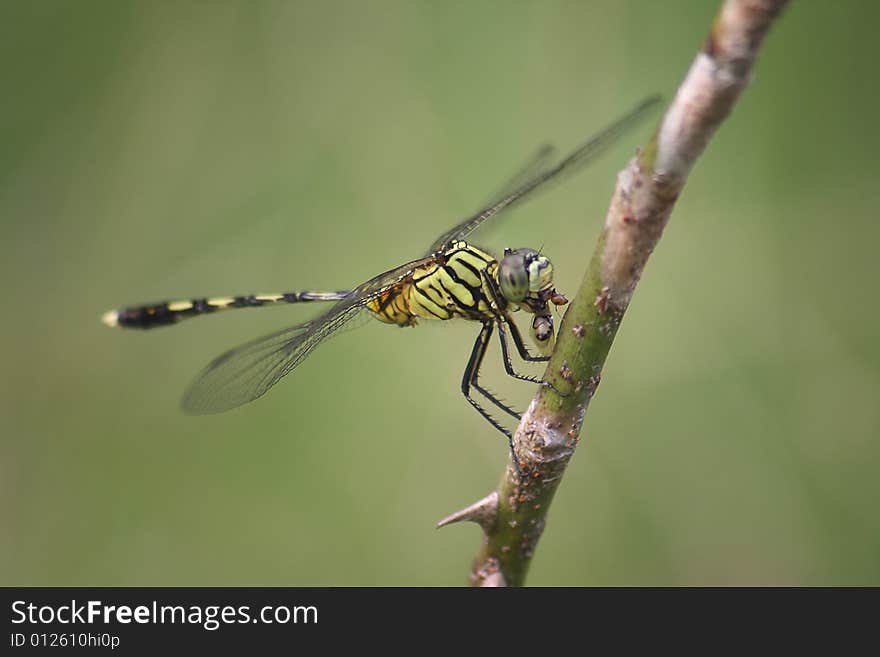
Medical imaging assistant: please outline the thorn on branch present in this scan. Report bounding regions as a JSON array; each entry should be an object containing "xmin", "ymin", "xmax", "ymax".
[{"xmin": 436, "ymin": 490, "xmax": 499, "ymax": 534}]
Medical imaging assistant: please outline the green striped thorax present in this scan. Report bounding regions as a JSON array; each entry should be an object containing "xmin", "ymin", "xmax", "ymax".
[{"xmin": 497, "ymin": 247, "xmax": 568, "ymax": 353}]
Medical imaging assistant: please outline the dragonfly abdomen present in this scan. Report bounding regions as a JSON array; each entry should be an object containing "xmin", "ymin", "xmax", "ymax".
[{"xmin": 103, "ymin": 291, "xmax": 350, "ymax": 329}]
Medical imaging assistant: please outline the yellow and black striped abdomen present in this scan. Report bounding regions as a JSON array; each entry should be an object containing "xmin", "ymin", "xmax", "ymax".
[
  {"xmin": 367, "ymin": 242, "xmax": 497, "ymax": 326},
  {"xmin": 103, "ymin": 291, "xmax": 349, "ymax": 329}
]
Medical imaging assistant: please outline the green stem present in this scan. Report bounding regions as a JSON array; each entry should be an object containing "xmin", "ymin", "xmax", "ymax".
[{"xmin": 470, "ymin": 227, "xmax": 624, "ymax": 586}]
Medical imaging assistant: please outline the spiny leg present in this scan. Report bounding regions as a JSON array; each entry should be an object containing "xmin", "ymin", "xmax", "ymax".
[
  {"xmin": 462, "ymin": 322, "xmax": 520, "ymax": 421},
  {"xmin": 506, "ymin": 315, "xmax": 551, "ymax": 362},
  {"xmin": 461, "ymin": 322, "xmax": 523, "ymax": 471},
  {"xmin": 496, "ymin": 319, "xmax": 567, "ymax": 396},
  {"xmin": 473, "ymin": 377, "xmax": 521, "ymax": 421}
]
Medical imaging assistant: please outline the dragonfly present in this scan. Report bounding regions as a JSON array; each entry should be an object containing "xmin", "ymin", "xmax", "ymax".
[{"xmin": 103, "ymin": 96, "xmax": 659, "ymax": 464}]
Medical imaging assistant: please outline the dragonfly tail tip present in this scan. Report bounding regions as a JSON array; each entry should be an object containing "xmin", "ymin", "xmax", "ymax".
[{"xmin": 101, "ymin": 310, "xmax": 119, "ymax": 328}]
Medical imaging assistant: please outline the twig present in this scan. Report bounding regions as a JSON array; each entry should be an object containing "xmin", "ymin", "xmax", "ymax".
[{"xmin": 438, "ymin": 0, "xmax": 791, "ymax": 587}]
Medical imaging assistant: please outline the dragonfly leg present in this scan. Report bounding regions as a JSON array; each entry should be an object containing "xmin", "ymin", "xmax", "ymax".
[
  {"xmin": 464, "ymin": 322, "xmax": 522, "ymax": 420},
  {"xmin": 497, "ymin": 320, "xmax": 568, "ymax": 397},
  {"xmin": 462, "ymin": 321, "xmax": 523, "ymax": 473},
  {"xmin": 472, "ymin": 379, "xmax": 522, "ymax": 421},
  {"xmin": 505, "ymin": 315, "xmax": 551, "ymax": 362}
]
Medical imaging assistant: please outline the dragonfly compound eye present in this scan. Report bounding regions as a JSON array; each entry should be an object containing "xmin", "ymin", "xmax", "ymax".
[{"xmin": 498, "ymin": 251, "xmax": 530, "ymax": 303}]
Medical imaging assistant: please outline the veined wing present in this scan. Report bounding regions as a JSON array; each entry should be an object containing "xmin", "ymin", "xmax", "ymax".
[
  {"xmin": 454, "ymin": 142, "xmax": 554, "ymax": 253},
  {"xmin": 426, "ymin": 95, "xmax": 661, "ymax": 255},
  {"xmin": 182, "ymin": 255, "xmax": 438, "ymax": 414},
  {"xmin": 478, "ymin": 143, "xmax": 556, "ymax": 214}
]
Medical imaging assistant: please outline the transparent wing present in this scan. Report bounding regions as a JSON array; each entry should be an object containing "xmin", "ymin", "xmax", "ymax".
[
  {"xmin": 451, "ymin": 143, "xmax": 554, "ymax": 253},
  {"xmin": 182, "ymin": 256, "xmax": 436, "ymax": 414},
  {"xmin": 478, "ymin": 143, "xmax": 556, "ymax": 213},
  {"xmin": 181, "ymin": 308, "xmax": 363, "ymax": 414},
  {"xmin": 426, "ymin": 95, "xmax": 661, "ymax": 255}
]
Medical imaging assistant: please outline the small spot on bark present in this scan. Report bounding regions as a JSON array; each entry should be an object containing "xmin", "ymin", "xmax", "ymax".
[
  {"xmin": 586, "ymin": 375, "xmax": 602, "ymax": 398},
  {"xmin": 595, "ymin": 287, "xmax": 610, "ymax": 314},
  {"xmin": 559, "ymin": 360, "xmax": 573, "ymax": 382},
  {"xmin": 572, "ymin": 324, "xmax": 585, "ymax": 338},
  {"xmin": 471, "ymin": 557, "xmax": 504, "ymax": 587}
]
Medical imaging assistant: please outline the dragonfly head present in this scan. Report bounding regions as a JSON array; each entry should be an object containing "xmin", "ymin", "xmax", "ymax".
[
  {"xmin": 498, "ymin": 248, "xmax": 567, "ymax": 308},
  {"xmin": 498, "ymin": 247, "xmax": 568, "ymax": 353}
]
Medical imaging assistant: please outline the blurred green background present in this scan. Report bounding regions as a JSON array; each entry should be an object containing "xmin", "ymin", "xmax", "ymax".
[{"xmin": 2, "ymin": 1, "xmax": 878, "ymax": 586}]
